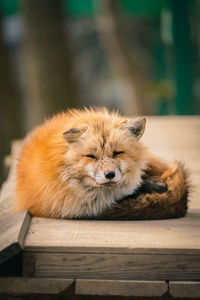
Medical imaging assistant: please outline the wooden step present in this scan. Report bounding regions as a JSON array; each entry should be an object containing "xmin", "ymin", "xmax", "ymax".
[{"xmin": 23, "ymin": 210, "xmax": 200, "ymax": 280}]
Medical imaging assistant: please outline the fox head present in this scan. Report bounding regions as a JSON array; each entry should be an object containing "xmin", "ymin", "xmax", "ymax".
[{"xmin": 61, "ymin": 109, "xmax": 147, "ymax": 193}]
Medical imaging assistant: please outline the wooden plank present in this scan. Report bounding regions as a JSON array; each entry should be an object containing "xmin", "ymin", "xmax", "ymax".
[
  {"xmin": 24, "ymin": 210, "xmax": 200, "ymax": 254},
  {"xmin": 24, "ymin": 251, "xmax": 200, "ymax": 281},
  {"xmin": 0, "ymin": 140, "xmax": 32, "ymax": 264},
  {"xmin": 169, "ymin": 281, "xmax": 200, "ymax": 298},
  {"xmin": 0, "ymin": 211, "xmax": 31, "ymax": 264},
  {"xmin": 0, "ymin": 277, "xmax": 73, "ymax": 295},
  {"xmin": 76, "ymin": 279, "xmax": 168, "ymax": 297}
]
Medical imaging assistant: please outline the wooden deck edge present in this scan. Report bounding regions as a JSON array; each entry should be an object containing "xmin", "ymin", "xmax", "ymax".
[
  {"xmin": 18, "ymin": 211, "xmax": 32, "ymax": 248},
  {"xmin": 24, "ymin": 209, "xmax": 200, "ymax": 254},
  {"xmin": 0, "ymin": 277, "xmax": 74, "ymax": 295},
  {"xmin": 75, "ymin": 279, "xmax": 168, "ymax": 297},
  {"xmin": 0, "ymin": 211, "xmax": 32, "ymax": 264},
  {"xmin": 169, "ymin": 281, "xmax": 200, "ymax": 298}
]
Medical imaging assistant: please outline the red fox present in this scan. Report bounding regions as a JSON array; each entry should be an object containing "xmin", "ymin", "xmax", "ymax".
[{"xmin": 16, "ymin": 108, "xmax": 188, "ymax": 219}]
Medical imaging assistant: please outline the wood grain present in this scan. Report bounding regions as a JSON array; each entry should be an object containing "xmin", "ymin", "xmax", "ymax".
[
  {"xmin": 0, "ymin": 277, "xmax": 73, "ymax": 294},
  {"xmin": 24, "ymin": 210, "xmax": 200, "ymax": 254},
  {"xmin": 24, "ymin": 251, "xmax": 200, "ymax": 281},
  {"xmin": 169, "ymin": 281, "xmax": 200, "ymax": 298},
  {"xmin": 75, "ymin": 279, "xmax": 168, "ymax": 297}
]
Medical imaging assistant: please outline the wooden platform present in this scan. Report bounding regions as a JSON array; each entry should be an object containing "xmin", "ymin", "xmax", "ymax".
[
  {"xmin": 24, "ymin": 211, "xmax": 200, "ymax": 281},
  {"xmin": 0, "ymin": 116, "xmax": 200, "ymax": 299}
]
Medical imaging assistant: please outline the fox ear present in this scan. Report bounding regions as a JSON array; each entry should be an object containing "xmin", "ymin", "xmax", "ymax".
[
  {"xmin": 63, "ymin": 127, "xmax": 87, "ymax": 143},
  {"xmin": 125, "ymin": 117, "xmax": 146, "ymax": 139}
]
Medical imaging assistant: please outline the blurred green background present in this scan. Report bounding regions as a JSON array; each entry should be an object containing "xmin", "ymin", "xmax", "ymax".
[{"xmin": 0, "ymin": 0, "xmax": 200, "ymax": 186}]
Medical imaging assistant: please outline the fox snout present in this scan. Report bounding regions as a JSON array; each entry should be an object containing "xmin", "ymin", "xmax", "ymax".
[
  {"xmin": 96, "ymin": 167, "xmax": 121, "ymax": 184},
  {"xmin": 85, "ymin": 158, "xmax": 123, "ymax": 185}
]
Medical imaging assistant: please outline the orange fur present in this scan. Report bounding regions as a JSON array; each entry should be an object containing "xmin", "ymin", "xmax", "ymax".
[
  {"xmin": 16, "ymin": 108, "xmax": 171, "ymax": 219},
  {"xmin": 145, "ymin": 154, "xmax": 169, "ymax": 177}
]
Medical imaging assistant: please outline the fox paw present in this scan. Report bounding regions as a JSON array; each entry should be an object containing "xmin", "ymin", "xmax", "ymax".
[{"xmin": 140, "ymin": 178, "xmax": 168, "ymax": 194}]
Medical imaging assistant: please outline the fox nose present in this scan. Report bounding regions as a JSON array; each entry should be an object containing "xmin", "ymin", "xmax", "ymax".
[{"xmin": 104, "ymin": 171, "xmax": 115, "ymax": 179}]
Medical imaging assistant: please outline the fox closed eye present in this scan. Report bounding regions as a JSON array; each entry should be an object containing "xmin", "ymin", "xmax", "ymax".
[
  {"xmin": 86, "ymin": 154, "xmax": 97, "ymax": 159},
  {"xmin": 113, "ymin": 151, "xmax": 124, "ymax": 157}
]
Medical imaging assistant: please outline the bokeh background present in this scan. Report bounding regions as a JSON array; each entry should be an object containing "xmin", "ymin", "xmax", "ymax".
[{"xmin": 0, "ymin": 0, "xmax": 200, "ymax": 186}]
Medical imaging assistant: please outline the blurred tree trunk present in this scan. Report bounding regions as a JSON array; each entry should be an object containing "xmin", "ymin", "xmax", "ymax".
[
  {"xmin": 95, "ymin": 0, "xmax": 146, "ymax": 115},
  {"xmin": 0, "ymin": 17, "xmax": 23, "ymax": 186},
  {"xmin": 22, "ymin": 0, "xmax": 80, "ymax": 130}
]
